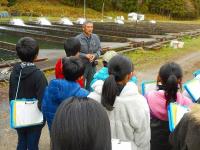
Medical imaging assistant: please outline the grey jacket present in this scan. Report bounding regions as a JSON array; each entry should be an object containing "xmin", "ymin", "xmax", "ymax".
[
  {"xmin": 88, "ymin": 80, "xmax": 151, "ymax": 150},
  {"xmin": 76, "ymin": 33, "xmax": 101, "ymax": 63}
]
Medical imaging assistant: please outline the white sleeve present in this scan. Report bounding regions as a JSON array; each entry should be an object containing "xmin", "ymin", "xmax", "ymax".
[{"xmin": 127, "ymin": 96, "xmax": 151, "ymax": 150}]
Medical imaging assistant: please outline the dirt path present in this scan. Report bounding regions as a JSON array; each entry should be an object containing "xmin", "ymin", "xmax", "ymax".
[
  {"xmin": 136, "ymin": 51, "xmax": 200, "ymax": 83},
  {"xmin": 0, "ymin": 50, "xmax": 200, "ymax": 150}
]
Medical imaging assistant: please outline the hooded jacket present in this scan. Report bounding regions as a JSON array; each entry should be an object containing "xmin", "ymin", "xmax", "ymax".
[
  {"xmin": 90, "ymin": 67, "xmax": 138, "ymax": 90},
  {"xmin": 88, "ymin": 80, "xmax": 150, "ymax": 150},
  {"xmin": 54, "ymin": 58, "xmax": 84, "ymax": 88},
  {"xmin": 42, "ymin": 79, "xmax": 89, "ymax": 130},
  {"xmin": 146, "ymin": 90, "xmax": 192, "ymax": 150},
  {"xmin": 146, "ymin": 90, "xmax": 192, "ymax": 121},
  {"xmin": 9, "ymin": 62, "xmax": 48, "ymax": 110}
]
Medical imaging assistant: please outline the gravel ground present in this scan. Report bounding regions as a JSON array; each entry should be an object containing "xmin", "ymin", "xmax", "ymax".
[{"xmin": 1, "ymin": 50, "xmax": 200, "ymax": 150}]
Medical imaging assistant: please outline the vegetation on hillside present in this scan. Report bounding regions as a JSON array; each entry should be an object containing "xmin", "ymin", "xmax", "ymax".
[{"xmin": 1, "ymin": 0, "xmax": 200, "ymax": 20}]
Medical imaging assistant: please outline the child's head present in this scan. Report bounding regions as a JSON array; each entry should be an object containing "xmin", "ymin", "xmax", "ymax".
[
  {"xmin": 158, "ymin": 62, "xmax": 183, "ymax": 105},
  {"xmin": 102, "ymin": 51, "xmax": 118, "ymax": 67},
  {"xmin": 51, "ymin": 97, "xmax": 111, "ymax": 150},
  {"xmin": 16, "ymin": 37, "xmax": 39, "ymax": 62},
  {"xmin": 102, "ymin": 55, "xmax": 134, "ymax": 111},
  {"xmin": 62, "ymin": 56, "xmax": 85, "ymax": 81},
  {"xmin": 64, "ymin": 37, "xmax": 81, "ymax": 57}
]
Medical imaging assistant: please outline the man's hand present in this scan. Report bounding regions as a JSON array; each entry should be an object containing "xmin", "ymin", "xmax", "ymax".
[
  {"xmin": 89, "ymin": 54, "xmax": 95, "ymax": 62},
  {"xmin": 86, "ymin": 54, "xmax": 92, "ymax": 60},
  {"xmin": 86, "ymin": 54, "xmax": 95, "ymax": 63}
]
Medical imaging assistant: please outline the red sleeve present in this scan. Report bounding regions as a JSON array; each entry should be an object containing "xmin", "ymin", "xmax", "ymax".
[
  {"xmin": 55, "ymin": 58, "xmax": 64, "ymax": 79},
  {"xmin": 76, "ymin": 78, "xmax": 85, "ymax": 88},
  {"xmin": 56, "ymin": 58, "xmax": 85, "ymax": 87}
]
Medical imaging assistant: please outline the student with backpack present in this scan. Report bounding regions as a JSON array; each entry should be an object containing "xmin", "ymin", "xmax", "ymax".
[
  {"xmin": 88, "ymin": 55, "xmax": 150, "ymax": 150},
  {"xmin": 42, "ymin": 56, "xmax": 89, "ymax": 131},
  {"xmin": 145, "ymin": 62, "xmax": 192, "ymax": 150},
  {"xmin": 9, "ymin": 37, "xmax": 48, "ymax": 150},
  {"xmin": 55, "ymin": 37, "xmax": 84, "ymax": 87}
]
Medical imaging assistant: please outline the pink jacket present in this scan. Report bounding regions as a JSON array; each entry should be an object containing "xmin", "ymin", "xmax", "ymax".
[{"xmin": 146, "ymin": 90, "xmax": 192, "ymax": 121}]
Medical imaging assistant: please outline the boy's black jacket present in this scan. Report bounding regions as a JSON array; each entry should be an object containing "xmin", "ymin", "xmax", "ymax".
[{"xmin": 9, "ymin": 63, "xmax": 48, "ymax": 110}]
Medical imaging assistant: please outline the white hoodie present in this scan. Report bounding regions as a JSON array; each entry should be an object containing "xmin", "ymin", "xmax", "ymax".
[{"xmin": 88, "ymin": 80, "xmax": 150, "ymax": 150}]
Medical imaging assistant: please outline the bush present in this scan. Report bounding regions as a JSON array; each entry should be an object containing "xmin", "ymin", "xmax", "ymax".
[
  {"xmin": 7, "ymin": 0, "xmax": 16, "ymax": 6},
  {"xmin": 149, "ymin": 0, "xmax": 198, "ymax": 19}
]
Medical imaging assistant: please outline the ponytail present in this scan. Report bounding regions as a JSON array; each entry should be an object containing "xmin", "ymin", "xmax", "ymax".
[
  {"xmin": 101, "ymin": 75, "xmax": 117, "ymax": 111},
  {"xmin": 165, "ymin": 74, "xmax": 178, "ymax": 107}
]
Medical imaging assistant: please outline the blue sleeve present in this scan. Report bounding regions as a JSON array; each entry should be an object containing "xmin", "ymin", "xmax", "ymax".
[{"xmin": 77, "ymin": 89, "xmax": 89, "ymax": 97}]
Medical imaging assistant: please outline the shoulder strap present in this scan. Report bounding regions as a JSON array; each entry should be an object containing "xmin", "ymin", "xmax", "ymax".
[
  {"xmin": 14, "ymin": 62, "xmax": 35, "ymax": 100},
  {"xmin": 15, "ymin": 69, "xmax": 22, "ymax": 100}
]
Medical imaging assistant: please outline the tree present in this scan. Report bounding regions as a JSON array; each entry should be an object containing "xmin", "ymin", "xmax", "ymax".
[{"xmin": 7, "ymin": 0, "xmax": 16, "ymax": 6}]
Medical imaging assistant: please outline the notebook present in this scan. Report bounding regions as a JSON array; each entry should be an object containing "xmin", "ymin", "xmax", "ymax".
[
  {"xmin": 10, "ymin": 99, "xmax": 43, "ymax": 128},
  {"xmin": 168, "ymin": 103, "xmax": 189, "ymax": 132},
  {"xmin": 141, "ymin": 80, "xmax": 157, "ymax": 96},
  {"xmin": 193, "ymin": 70, "xmax": 200, "ymax": 77},
  {"xmin": 112, "ymin": 139, "xmax": 132, "ymax": 150},
  {"xmin": 183, "ymin": 79, "xmax": 200, "ymax": 102}
]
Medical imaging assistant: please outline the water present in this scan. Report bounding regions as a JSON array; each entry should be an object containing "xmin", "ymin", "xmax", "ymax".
[
  {"xmin": 9, "ymin": 19, "xmax": 26, "ymax": 26},
  {"xmin": 36, "ymin": 17, "xmax": 51, "ymax": 26},
  {"xmin": 0, "ymin": 32, "xmax": 63, "ymax": 50}
]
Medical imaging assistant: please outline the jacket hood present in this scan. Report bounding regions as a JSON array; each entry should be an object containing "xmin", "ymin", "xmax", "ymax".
[
  {"xmin": 45, "ymin": 79, "xmax": 83, "ymax": 104},
  {"xmin": 93, "ymin": 67, "xmax": 108, "ymax": 81},
  {"xmin": 91, "ymin": 80, "xmax": 139, "ymax": 96},
  {"xmin": 11, "ymin": 62, "xmax": 39, "ymax": 80}
]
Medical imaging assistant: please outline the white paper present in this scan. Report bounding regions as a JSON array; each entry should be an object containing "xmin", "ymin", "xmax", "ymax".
[
  {"xmin": 175, "ymin": 105, "xmax": 189, "ymax": 126},
  {"xmin": 185, "ymin": 79, "xmax": 200, "ymax": 101},
  {"xmin": 112, "ymin": 139, "xmax": 132, "ymax": 150}
]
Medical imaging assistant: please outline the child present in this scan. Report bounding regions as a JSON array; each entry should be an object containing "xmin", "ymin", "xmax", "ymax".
[
  {"xmin": 51, "ymin": 97, "xmax": 112, "ymax": 150},
  {"xmin": 9, "ymin": 37, "xmax": 48, "ymax": 150},
  {"xmin": 145, "ymin": 62, "xmax": 192, "ymax": 150},
  {"xmin": 55, "ymin": 37, "xmax": 84, "ymax": 87},
  {"xmin": 42, "ymin": 57, "xmax": 89, "ymax": 130},
  {"xmin": 88, "ymin": 55, "xmax": 150, "ymax": 150},
  {"xmin": 90, "ymin": 51, "xmax": 138, "ymax": 90}
]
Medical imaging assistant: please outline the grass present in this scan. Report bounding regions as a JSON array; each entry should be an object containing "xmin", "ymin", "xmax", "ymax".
[
  {"xmin": 0, "ymin": 0, "xmax": 127, "ymax": 21},
  {"xmin": 124, "ymin": 36, "xmax": 200, "ymax": 71},
  {"xmin": 1, "ymin": 0, "xmax": 200, "ymax": 24}
]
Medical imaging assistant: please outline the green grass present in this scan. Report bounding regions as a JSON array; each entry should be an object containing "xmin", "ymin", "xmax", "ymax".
[
  {"xmin": 124, "ymin": 36, "xmax": 200, "ymax": 71},
  {"xmin": 1, "ymin": 0, "xmax": 200, "ymax": 24}
]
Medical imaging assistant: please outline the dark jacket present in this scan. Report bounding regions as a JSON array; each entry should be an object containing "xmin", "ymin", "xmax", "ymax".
[
  {"xmin": 9, "ymin": 62, "xmax": 48, "ymax": 110},
  {"xmin": 42, "ymin": 79, "xmax": 89, "ymax": 130},
  {"xmin": 150, "ymin": 117, "xmax": 172, "ymax": 150},
  {"xmin": 170, "ymin": 104, "xmax": 200, "ymax": 150},
  {"xmin": 76, "ymin": 33, "xmax": 101, "ymax": 64}
]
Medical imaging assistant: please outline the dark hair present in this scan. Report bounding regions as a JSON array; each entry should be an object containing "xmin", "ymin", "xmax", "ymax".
[
  {"xmin": 51, "ymin": 97, "xmax": 111, "ymax": 150},
  {"xmin": 64, "ymin": 37, "xmax": 81, "ymax": 57},
  {"xmin": 62, "ymin": 56, "xmax": 85, "ymax": 81},
  {"xmin": 158, "ymin": 62, "xmax": 183, "ymax": 106},
  {"xmin": 101, "ymin": 55, "xmax": 134, "ymax": 111},
  {"xmin": 16, "ymin": 37, "xmax": 39, "ymax": 62}
]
